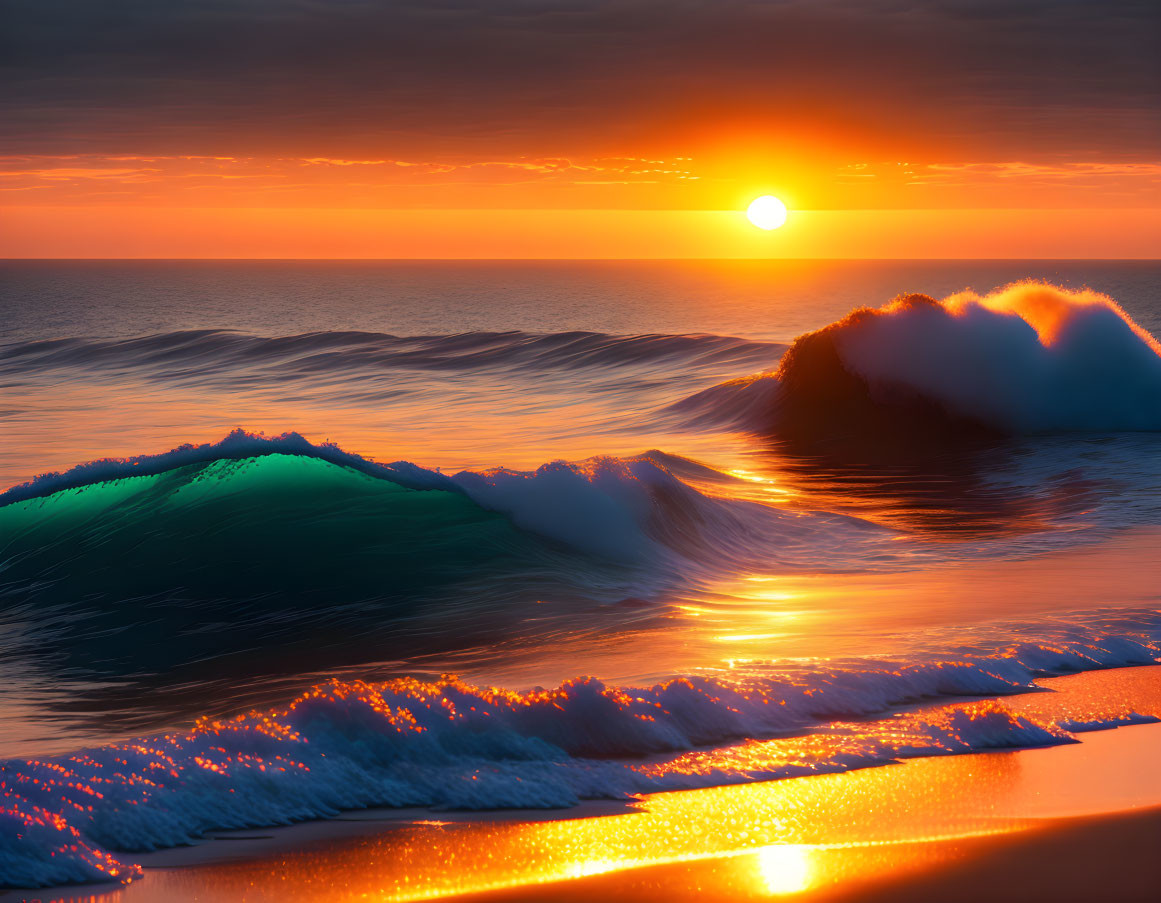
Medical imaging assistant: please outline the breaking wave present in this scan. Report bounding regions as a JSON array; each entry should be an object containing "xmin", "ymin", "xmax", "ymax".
[
  {"xmin": 677, "ymin": 283, "xmax": 1161, "ymax": 438},
  {"xmin": 0, "ymin": 429, "xmax": 886, "ymax": 568},
  {"xmin": 3, "ymin": 610, "xmax": 1159, "ymax": 888}
]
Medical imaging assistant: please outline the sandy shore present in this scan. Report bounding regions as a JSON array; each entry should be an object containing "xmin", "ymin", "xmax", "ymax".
[
  {"xmin": 466, "ymin": 803, "xmax": 1161, "ymax": 903},
  {"xmin": 7, "ymin": 666, "xmax": 1161, "ymax": 903}
]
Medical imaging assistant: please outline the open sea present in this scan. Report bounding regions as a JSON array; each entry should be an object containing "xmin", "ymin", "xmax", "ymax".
[{"xmin": 2, "ymin": 259, "xmax": 1160, "ymax": 888}]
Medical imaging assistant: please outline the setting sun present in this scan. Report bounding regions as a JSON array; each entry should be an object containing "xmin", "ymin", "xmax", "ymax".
[{"xmin": 747, "ymin": 195, "xmax": 789, "ymax": 230}]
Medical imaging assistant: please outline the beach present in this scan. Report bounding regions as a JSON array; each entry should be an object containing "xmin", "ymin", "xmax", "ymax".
[{"xmin": 8, "ymin": 666, "xmax": 1159, "ymax": 903}]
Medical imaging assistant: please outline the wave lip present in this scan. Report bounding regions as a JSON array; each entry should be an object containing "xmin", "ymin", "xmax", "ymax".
[
  {"xmin": 2, "ymin": 612, "xmax": 1159, "ymax": 889},
  {"xmin": 0, "ymin": 429, "xmax": 457, "ymax": 508},
  {"xmin": 680, "ymin": 282, "xmax": 1161, "ymax": 439}
]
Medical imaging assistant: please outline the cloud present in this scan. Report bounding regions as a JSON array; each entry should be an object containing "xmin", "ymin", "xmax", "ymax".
[
  {"xmin": 1, "ymin": 0, "xmax": 1157, "ymax": 160},
  {"xmin": 0, "ymin": 151, "xmax": 699, "ymax": 205}
]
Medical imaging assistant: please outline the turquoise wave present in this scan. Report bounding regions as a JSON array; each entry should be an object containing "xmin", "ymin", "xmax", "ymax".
[{"xmin": 0, "ymin": 446, "xmax": 651, "ymax": 700}]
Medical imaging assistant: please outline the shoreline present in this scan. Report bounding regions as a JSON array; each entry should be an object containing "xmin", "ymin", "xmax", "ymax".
[
  {"xmin": 465, "ymin": 803, "xmax": 1161, "ymax": 902},
  {"xmin": 8, "ymin": 665, "xmax": 1161, "ymax": 902}
]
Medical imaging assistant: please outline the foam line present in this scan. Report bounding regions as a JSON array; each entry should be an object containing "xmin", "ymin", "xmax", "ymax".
[{"xmin": 3, "ymin": 611, "xmax": 1159, "ymax": 888}]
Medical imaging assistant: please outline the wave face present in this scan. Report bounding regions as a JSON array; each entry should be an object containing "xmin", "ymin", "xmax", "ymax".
[
  {"xmin": 680, "ymin": 283, "xmax": 1161, "ymax": 440},
  {"xmin": 3, "ymin": 610, "xmax": 1159, "ymax": 887},
  {"xmin": 0, "ymin": 430, "xmax": 885, "ymax": 567},
  {"xmin": 0, "ymin": 441, "xmax": 566, "ymax": 704}
]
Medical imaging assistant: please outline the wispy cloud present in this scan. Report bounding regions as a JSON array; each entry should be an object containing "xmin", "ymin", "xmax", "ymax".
[{"xmin": 0, "ymin": 153, "xmax": 701, "ymax": 203}]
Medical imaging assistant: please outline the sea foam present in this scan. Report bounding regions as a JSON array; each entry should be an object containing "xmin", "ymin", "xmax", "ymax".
[
  {"xmin": 3, "ymin": 612, "xmax": 1159, "ymax": 889},
  {"xmin": 678, "ymin": 283, "xmax": 1161, "ymax": 437}
]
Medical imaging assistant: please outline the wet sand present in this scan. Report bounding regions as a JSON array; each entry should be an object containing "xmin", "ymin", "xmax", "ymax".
[
  {"xmin": 9, "ymin": 667, "xmax": 1161, "ymax": 903},
  {"xmin": 471, "ymin": 804, "xmax": 1161, "ymax": 902}
]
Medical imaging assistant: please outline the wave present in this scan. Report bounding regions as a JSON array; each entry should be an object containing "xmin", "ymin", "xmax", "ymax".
[
  {"xmin": 677, "ymin": 283, "xmax": 1161, "ymax": 440},
  {"xmin": 3, "ymin": 610, "xmax": 1159, "ymax": 888},
  {"xmin": 0, "ymin": 432, "xmax": 898, "ymax": 713},
  {"xmin": 0, "ymin": 439, "xmax": 561, "ymax": 695},
  {"xmin": 0, "ymin": 329, "xmax": 782, "ymax": 383},
  {"xmin": 0, "ymin": 429, "xmax": 887, "ymax": 566}
]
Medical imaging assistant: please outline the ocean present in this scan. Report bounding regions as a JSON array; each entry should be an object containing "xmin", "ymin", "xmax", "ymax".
[{"xmin": 2, "ymin": 259, "xmax": 1160, "ymax": 889}]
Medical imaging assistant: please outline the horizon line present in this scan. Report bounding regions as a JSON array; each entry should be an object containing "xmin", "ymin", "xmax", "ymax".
[{"xmin": 4, "ymin": 256, "xmax": 1160, "ymax": 263}]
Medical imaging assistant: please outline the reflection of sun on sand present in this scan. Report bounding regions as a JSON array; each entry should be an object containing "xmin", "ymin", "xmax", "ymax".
[
  {"xmin": 47, "ymin": 667, "xmax": 1161, "ymax": 903},
  {"xmin": 756, "ymin": 844, "xmax": 813, "ymax": 894}
]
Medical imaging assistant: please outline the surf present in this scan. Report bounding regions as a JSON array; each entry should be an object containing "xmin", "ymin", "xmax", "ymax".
[
  {"xmin": 3, "ymin": 607, "xmax": 1159, "ymax": 888},
  {"xmin": 676, "ymin": 282, "xmax": 1161, "ymax": 441}
]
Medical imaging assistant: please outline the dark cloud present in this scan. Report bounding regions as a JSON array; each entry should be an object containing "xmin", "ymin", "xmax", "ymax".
[{"xmin": 2, "ymin": 0, "xmax": 1158, "ymax": 158}]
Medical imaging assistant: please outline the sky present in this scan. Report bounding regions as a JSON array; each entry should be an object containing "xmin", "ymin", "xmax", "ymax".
[{"xmin": 2, "ymin": 0, "xmax": 1159, "ymax": 257}]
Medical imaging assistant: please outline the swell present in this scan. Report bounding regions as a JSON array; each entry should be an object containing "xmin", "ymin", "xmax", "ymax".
[
  {"xmin": 0, "ymin": 329, "xmax": 782, "ymax": 383},
  {"xmin": 2, "ymin": 609, "xmax": 1159, "ymax": 888}
]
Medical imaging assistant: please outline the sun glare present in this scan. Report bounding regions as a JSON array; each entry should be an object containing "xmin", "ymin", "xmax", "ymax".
[
  {"xmin": 746, "ymin": 195, "xmax": 788, "ymax": 230},
  {"xmin": 756, "ymin": 844, "xmax": 813, "ymax": 894}
]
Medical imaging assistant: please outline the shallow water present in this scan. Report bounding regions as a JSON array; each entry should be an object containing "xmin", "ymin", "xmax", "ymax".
[{"xmin": 16, "ymin": 668, "xmax": 1161, "ymax": 903}]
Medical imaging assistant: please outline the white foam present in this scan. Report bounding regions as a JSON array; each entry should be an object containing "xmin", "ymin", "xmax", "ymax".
[
  {"xmin": 3, "ymin": 612, "xmax": 1159, "ymax": 889},
  {"xmin": 830, "ymin": 283, "xmax": 1161, "ymax": 433}
]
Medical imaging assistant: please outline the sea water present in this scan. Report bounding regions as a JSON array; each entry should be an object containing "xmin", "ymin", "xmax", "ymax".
[{"xmin": 2, "ymin": 259, "xmax": 1160, "ymax": 887}]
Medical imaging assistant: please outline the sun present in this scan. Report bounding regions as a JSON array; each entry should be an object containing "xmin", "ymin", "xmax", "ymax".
[{"xmin": 746, "ymin": 195, "xmax": 788, "ymax": 230}]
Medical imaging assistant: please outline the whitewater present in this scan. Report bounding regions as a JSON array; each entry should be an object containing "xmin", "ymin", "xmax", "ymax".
[{"xmin": 3, "ymin": 260, "xmax": 1161, "ymax": 889}]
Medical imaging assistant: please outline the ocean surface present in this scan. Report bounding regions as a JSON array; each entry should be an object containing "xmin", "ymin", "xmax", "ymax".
[{"xmin": 2, "ymin": 259, "xmax": 1161, "ymax": 888}]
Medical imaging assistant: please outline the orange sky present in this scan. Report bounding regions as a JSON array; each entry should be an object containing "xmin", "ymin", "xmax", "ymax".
[
  {"xmin": 3, "ymin": 152, "xmax": 1158, "ymax": 258},
  {"xmin": 3, "ymin": 1, "xmax": 1158, "ymax": 258},
  {"xmin": 5, "ymin": 207, "xmax": 1159, "ymax": 260}
]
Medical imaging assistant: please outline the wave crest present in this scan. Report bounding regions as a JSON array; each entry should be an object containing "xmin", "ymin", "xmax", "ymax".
[
  {"xmin": 681, "ymin": 283, "xmax": 1161, "ymax": 439},
  {"xmin": 0, "ymin": 430, "xmax": 886, "ymax": 567}
]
